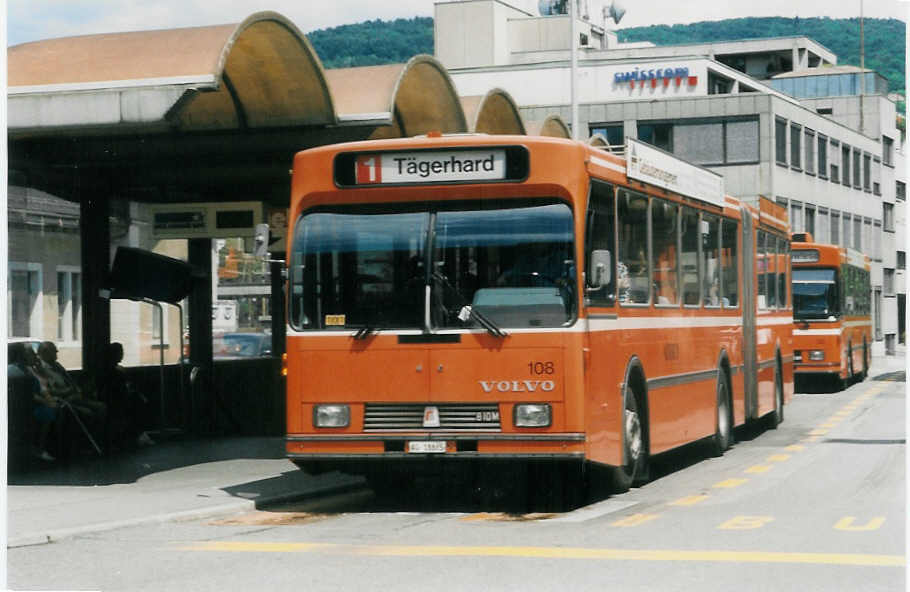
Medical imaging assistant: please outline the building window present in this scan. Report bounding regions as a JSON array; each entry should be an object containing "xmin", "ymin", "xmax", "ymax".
[
  {"xmin": 589, "ymin": 123, "xmax": 624, "ymax": 149},
  {"xmin": 804, "ymin": 129, "xmax": 815, "ymax": 174},
  {"xmin": 804, "ymin": 206, "xmax": 816, "ymax": 237},
  {"xmin": 883, "ymin": 135, "xmax": 894, "ymax": 166},
  {"xmin": 842, "ymin": 214, "xmax": 852, "ymax": 249},
  {"xmin": 790, "ymin": 202, "xmax": 802, "ymax": 233},
  {"xmin": 829, "ymin": 139, "xmax": 839, "ymax": 182},
  {"xmin": 673, "ymin": 121, "xmax": 723, "ymax": 164},
  {"xmin": 56, "ymin": 268, "xmax": 82, "ymax": 343},
  {"xmin": 790, "ymin": 123, "xmax": 802, "ymax": 169},
  {"xmin": 898, "ymin": 251, "xmax": 906, "ymax": 270},
  {"xmin": 775, "ymin": 117, "xmax": 787, "ymax": 164},
  {"xmin": 853, "ymin": 149, "xmax": 862, "ymax": 189},
  {"xmin": 637, "ymin": 122, "xmax": 672, "ymax": 152},
  {"xmin": 817, "ymin": 134, "xmax": 828, "ymax": 179},
  {"xmin": 724, "ymin": 119, "xmax": 759, "ymax": 163},
  {"xmin": 645, "ymin": 118, "xmax": 759, "ymax": 165},
  {"xmin": 853, "ymin": 217, "xmax": 862, "ymax": 251},
  {"xmin": 863, "ymin": 153, "xmax": 871, "ymax": 192},
  {"xmin": 9, "ymin": 263, "xmax": 42, "ymax": 339},
  {"xmin": 884, "ymin": 268, "xmax": 895, "ymax": 297},
  {"xmin": 841, "ymin": 144, "xmax": 851, "ymax": 186},
  {"xmin": 816, "ymin": 209, "xmax": 829, "ymax": 243},
  {"xmin": 898, "ymin": 181, "xmax": 906, "ymax": 202},
  {"xmin": 872, "ymin": 157, "xmax": 881, "ymax": 195},
  {"xmin": 830, "ymin": 211, "xmax": 840, "ymax": 245},
  {"xmin": 884, "ymin": 203, "xmax": 895, "ymax": 232}
]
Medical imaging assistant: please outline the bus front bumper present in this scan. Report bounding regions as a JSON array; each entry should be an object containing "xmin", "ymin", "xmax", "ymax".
[{"xmin": 286, "ymin": 433, "xmax": 586, "ymax": 470}]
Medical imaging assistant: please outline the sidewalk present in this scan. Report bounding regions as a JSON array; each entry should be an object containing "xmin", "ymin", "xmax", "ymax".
[{"xmin": 6, "ymin": 436, "xmax": 363, "ymax": 548}]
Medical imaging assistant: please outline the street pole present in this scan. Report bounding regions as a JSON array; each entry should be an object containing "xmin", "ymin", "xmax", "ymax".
[{"xmin": 570, "ymin": 0, "xmax": 579, "ymax": 140}]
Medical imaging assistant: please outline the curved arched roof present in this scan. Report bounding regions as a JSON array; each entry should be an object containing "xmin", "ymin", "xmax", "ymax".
[
  {"xmin": 525, "ymin": 115, "xmax": 571, "ymax": 138},
  {"xmin": 325, "ymin": 55, "xmax": 467, "ymax": 139},
  {"xmin": 460, "ymin": 88, "xmax": 525, "ymax": 135},
  {"xmin": 9, "ymin": 12, "xmax": 336, "ymax": 132},
  {"xmin": 587, "ymin": 133, "xmax": 609, "ymax": 147}
]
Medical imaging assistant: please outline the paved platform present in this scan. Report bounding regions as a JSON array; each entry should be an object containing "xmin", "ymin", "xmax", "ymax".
[
  {"xmin": 6, "ymin": 350, "xmax": 904, "ymax": 549},
  {"xmin": 6, "ymin": 437, "xmax": 362, "ymax": 548}
]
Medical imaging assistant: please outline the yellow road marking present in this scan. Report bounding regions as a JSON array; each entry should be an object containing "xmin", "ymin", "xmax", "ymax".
[
  {"xmin": 745, "ymin": 465, "xmax": 772, "ymax": 474},
  {"xmin": 611, "ymin": 513, "xmax": 659, "ymax": 527},
  {"xmin": 809, "ymin": 429, "xmax": 828, "ymax": 436},
  {"xmin": 178, "ymin": 541, "xmax": 904, "ymax": 566},
  {"xmin": 767, "ymin": 454, "xmax": 790, "ymax": 462},
  {"xmin": 668, "ymin": 495, "xmax": 709, "ymax": 507},
  {"xmin": 819, "ymin": 422, "xmax": 839, "ymax": 428},
  {"xmin": 718, "ymin": 515, "xmax": 774, "ymax": 530},
  {"xmin": 785, "ymin": 445, "xmax": 805, "ymax": 452},
  {"xmin": 835, "ymin": 517, "xmax": 886, "ymax": 532},
  {"xmin": 713, "ymin": 478, "xmax": 748, "ymax": 489}
]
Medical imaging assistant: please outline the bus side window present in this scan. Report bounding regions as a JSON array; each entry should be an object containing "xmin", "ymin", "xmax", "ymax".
[
  {"xmin": 681, "ymin": 207, "xmax": 700, "ymax": 306},
  {"xmin": 618, "ymin": 190, "xmax": 649, "ymax": 305},
  {"xmin": 585, "ymin": 181, "xmax": 616, "ymax": 306},
  {"xmin": 721, "ymin": 219, "xmax": 738, "ymax": 307},
  {"xmin": 702, "ymin": 214, "xmax": 720, "ymax": 307},
  {"xmin": 651, "ymin": 199, "xmax": 679, "ymax": 305}
]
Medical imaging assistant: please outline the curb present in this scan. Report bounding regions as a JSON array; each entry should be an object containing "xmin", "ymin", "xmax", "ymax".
[{"xmin": 7, "ymin": 480, "xmax": 365, "ymax": 549}]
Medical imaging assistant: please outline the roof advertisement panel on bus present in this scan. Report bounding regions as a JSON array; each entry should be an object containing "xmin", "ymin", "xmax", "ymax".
[
  {"xmin": 351, "ymin": 149, "xmax": 506, "ymax": 185},
  {"xmin": 626, "ymin": 138, "xmax": 725, "ymax": 208}
]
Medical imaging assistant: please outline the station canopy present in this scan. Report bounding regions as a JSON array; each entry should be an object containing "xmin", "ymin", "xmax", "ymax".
[{"xmin": 8, "ymin": 11, "xmax": 581, "ymax": 208}]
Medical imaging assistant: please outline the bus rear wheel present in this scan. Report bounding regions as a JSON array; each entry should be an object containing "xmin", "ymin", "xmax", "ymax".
[
  {"xmin": 611, "ymin": 385, "xmax": 648, "ymax": 493},
  {"xmin": 769, "ymin": 363, "xmax": 784, "ymax": 428},
  {"xmin": 711, "ymin": 374, "xmax": 733, "ymax": 456}
]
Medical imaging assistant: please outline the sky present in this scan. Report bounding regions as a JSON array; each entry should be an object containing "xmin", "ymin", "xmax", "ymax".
[{"xmin": 6, "ymin": 0, "xmax": 908, "ymax": 47}]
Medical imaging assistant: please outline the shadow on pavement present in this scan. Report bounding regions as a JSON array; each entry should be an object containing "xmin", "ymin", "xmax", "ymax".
[{"xmin": 8, "ymin": 436, "xmax": 287, "ymax": 487}]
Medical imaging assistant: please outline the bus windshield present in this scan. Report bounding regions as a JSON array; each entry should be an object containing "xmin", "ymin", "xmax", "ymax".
[
  {"xmin": 792, "ymin": 268, "xmax": 839, "ymax": 320},
  {"xmin": 289, "ymin": 200, "xmax": 575, "ymax": 332}
]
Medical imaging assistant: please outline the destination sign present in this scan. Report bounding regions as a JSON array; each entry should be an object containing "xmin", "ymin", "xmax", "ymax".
[
  {"xmin": 353, "ymin": 149, "xmax": 506, "ymax": 185},
  {"xmin": 791, "ymin": 249, "xmax": 820, "ymax": 263}
]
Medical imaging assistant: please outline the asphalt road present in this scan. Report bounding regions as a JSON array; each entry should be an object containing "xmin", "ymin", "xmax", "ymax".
[{"xmin": 8, "ymin": 373, "xmax": 905, "ymax": 592}]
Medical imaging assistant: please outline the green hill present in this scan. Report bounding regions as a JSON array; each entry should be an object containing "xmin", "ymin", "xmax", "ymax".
[{"xmin": 306, "ymin": 15, "xmax": 905, "ymax": 94}]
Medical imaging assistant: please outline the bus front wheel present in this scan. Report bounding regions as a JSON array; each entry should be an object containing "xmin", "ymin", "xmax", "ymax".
[{"xmin": 612, "ymin": 385, "xmax": 648, "ymax": 493}]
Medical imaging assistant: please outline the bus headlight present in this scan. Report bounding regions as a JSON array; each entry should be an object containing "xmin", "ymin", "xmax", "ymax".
[
  {"xmin": 794, "ymin": 351, "xmax": 802, "ymax": 362},
  {"xmin": 514, "ymin": 404, "xmax": 551, "ymax": 427},
  {"xmin": 314, "ymin": 404, "xmax": 350, "ymax": 428},
  {"xmin": 809, "ymin": 350, "xmax": 825, "ymax": 361}
]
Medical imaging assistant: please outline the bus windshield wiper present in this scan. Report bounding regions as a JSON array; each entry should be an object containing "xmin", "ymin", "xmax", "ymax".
[
  {"xmin": 353, "ymin": 325, "xmax": 376, "ymax": 340},
  {"xmin": 432, "ymin": 271, "xmax": 508, "ymax": 338}
]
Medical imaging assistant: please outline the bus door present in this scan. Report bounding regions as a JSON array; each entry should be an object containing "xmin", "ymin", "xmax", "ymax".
[{"xmin": 740, "ymin": 207, "xmax": 758, "ymax": 420}]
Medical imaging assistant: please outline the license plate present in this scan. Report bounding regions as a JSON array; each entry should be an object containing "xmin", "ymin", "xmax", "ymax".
[{"xmin": 407, "ymin": 441, "xmax": 447, "ymax": 454}]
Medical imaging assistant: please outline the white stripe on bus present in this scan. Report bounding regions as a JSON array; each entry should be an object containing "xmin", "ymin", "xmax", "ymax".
[{"xmin": 589, "ymin": 156, "xmax": 626, "ymax": 174}]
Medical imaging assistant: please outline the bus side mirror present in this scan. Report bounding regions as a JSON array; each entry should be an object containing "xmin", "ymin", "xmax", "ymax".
[
  {"xmin": 589, "ymin": 250, "xmax": 612, "ymax": 288},
  {"xmin": 253, "ymin": 223, "xmax": 270, "ymax": 258}
]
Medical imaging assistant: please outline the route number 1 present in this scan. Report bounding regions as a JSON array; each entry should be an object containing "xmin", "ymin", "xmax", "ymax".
[{"xmin": 356, "ymin": 155, "xmax": 382, "ymax": 184}]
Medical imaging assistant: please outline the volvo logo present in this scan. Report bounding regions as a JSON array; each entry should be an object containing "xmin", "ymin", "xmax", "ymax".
[{"xmin": 479, "ymin": 380, "xmax": 556, "ymax": 393}]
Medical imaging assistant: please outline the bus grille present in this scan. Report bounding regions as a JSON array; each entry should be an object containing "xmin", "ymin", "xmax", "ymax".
[{"xmin": 364, "ymin": 404, "xmax": 502, "ymax": 432}]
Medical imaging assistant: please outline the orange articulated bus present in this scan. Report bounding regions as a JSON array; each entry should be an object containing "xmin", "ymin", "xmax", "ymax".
[
  {"xmin": 283, "ymin": 134, "xmax": 793, "ymax": 501},
  {"xmin": 791, "ymin": 236, "xmax": 871, "ymax": 389}
]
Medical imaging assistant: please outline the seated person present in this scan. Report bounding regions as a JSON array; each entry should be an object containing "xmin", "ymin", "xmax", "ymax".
[
  {"xmin": 106, "ymin": 342, "xmax": 153, "ymax": 448},
  {"xmin": 37, "ymin": 341, "xmax": 106, "ymax": 421},
  {"xmin": 9, "ymin": 343, "xmax": 59, "ymax": 461}
]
